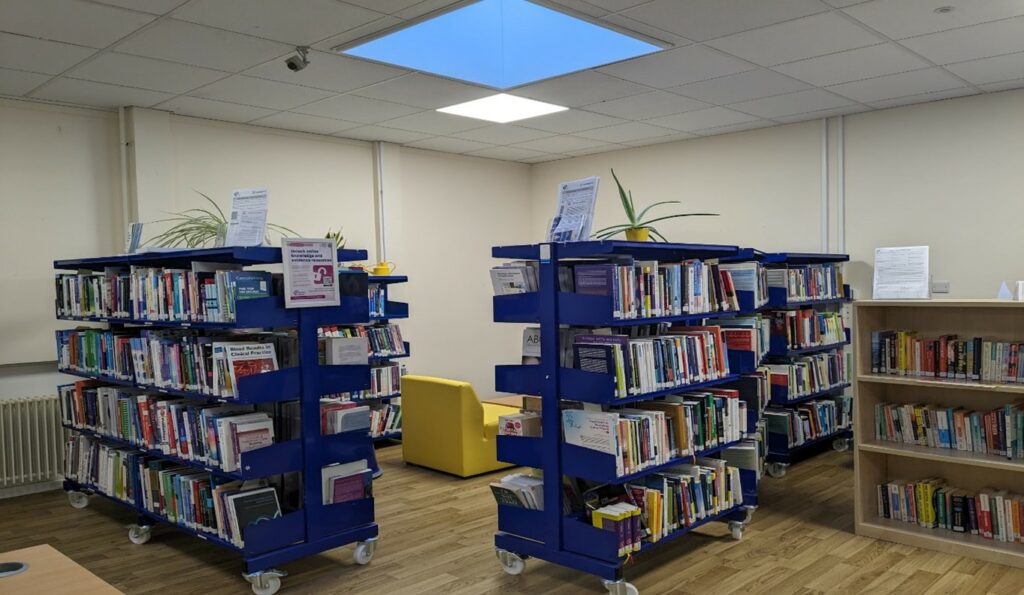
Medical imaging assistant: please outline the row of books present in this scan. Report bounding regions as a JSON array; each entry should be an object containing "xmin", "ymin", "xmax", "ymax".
[
  {"xmin": 573, "ymin": 327, "xmax": 731, "ymax": 398},
  {"xmin": 326, "ymin": 361, "xmax": 402, "ymax": 401},
  {"xmin": 55, "ymin": 268, "xmax": 272, "ymax": 323},
  {"xmin": 561, "ymin": 389, "xmax": 746, "ymax": 477},
  {"xmin": 490, "ymin": 473, "xmax": 545, "ymax": 510},
  {"xmin": 764, "ymin": 396, "xmax": 852, "ymax": 447},
  {"xmin": 878, "ymin": 478, "xmax": 1024, "ymax": 543},
  {"xmin": 767, "ymin": 349, "xmax": 848, "ymax": 400},
  {"xmin": 718, "ymin": 316, "xmax": 770, "ymax": 364},
  {"xmin": 369, "ymin": 402, "xmax": 402, "ymax": 438},
  {"xmin": 871, "ymin": 331, "xmax": 1024, "ymax": 384},
  {"xmin": 318, "ymin": 324, "xmax": 406, "ymax": 357},
  {"xmin": 59, "ymin": 383, "xmax": 275, "ymax": 472},
  {"xmin": 874, "ymin": 401, "xmax": 1024, "ymax": 459},
  {"xmin": 368, "ymin": 284, "xmax": 387, "ymax": 317},
  {"xmin": 586, "ymin": 458, "xmax": 745, "ymax": 555},
  {"xmin": 65, "ymin": 434, "xmax": 284, "ymax": 548},
  {"xmin": 56, "ymin": 328, "xmax": 290, "ymax": 399},
  {"xmin": 766, "ymin": 263, "xmax": 845, "ymax": 302},
  {"xmin": 320, "ymin": 400, "xmax": 372, "ymax": 435},
  {"xmin": 770, "ymin": 309, "xmax": 846, "ymax": 350}
]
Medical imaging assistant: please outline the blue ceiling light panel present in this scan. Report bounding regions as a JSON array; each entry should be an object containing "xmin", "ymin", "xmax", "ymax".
[{"xmin": 341, "ymin": 0, "xmax": 662, "ymax": 89}]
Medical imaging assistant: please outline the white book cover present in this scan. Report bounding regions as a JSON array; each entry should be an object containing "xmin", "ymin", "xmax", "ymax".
[
  {"xmin": 324, "ymin": 336, "xmax": 369, "ymax": 365},
  {"xmin": 490, "ymin": 267, "xmax": 530, "ymax": 295},
  {"xmin": 562, "ymin": 410, "xmax": 619, "ymax": 456}
]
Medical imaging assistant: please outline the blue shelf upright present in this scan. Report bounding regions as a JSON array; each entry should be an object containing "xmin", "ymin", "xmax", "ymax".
[
  {"xmin": 490, "ymin": 241, "xmax": 761, "ymax": 594},
  {"xmin": 367, "ymin": 275, "xmax": 409, "ymax": 444},
  {"xmin": 56, "ymin": 247, "xmax": 381, "ymax": 595}
]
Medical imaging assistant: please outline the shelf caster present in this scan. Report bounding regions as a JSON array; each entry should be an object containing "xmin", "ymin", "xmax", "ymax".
[
  {"xmin": 602, "ymin": 579, "xmax": 639, "ymax": 595},
  {"xmin": 729, "ymin": 521, "xmax": 745, "ymax": 540},
  {"xmin": 766, "ymin": 462, "xmax": 788, "ymax": 478},
  {"xmin": 353, "ymin": 538, "xmax": 376, "ymax": 565},
  {"xmin": 832, "ymin": 438, "xmax": 851, "ymax": 452},
  {"xmin": 127, "ymin": 524, "xmax": 151, "ymax": 545},
  {"xmin": 743, "ymin": 506, "xmax": 756, "ymax": 524},
  {"xmin": 244, "ymin": 570, "xmax": 286, "ymax": 595},
  {"xmin": 495, "ymin": 548, "xmax": 526, "ymax": 575},
  {"xmin": 67, "ymin": 491, "xmax": 89, "ymax": 509}
]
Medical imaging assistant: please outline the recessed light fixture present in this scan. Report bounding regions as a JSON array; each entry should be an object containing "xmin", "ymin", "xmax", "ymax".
[
  {"xmin": 438, "ymin": 93, "xmax": 567, "ymax": 123},
  {"xmin": 933, "ymin": 6, "xmax": 954, "ymax": 13},
  {"xmin": 339, "ymin": 0, "xmax": 662, "ymax": 89}
]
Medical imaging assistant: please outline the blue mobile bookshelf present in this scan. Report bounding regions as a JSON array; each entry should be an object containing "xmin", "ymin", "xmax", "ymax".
[
  {"xmin": 490, "ymin": 241, "xmax": 762, "ymax": 595},
  {"xmin": 366, "ymin": 275, "xmax": 409, "ymax": 443},
  {"xmin": 56, "ymin": 246, "xmax": 380, "ymax": 595},
  {"xmin": 754, "ymin": 251, "xmax": 855, "ymax": 479}
]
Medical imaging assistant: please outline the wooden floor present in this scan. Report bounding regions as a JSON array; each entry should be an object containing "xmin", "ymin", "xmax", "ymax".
[{"xmin": 3, "ymin": 447, "xmax": 1024, "ymax": 594}]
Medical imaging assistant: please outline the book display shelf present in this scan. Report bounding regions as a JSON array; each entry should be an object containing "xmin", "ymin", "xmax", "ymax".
[
  {"xmin": 367, "ymin": 274, "xmax": 409, "ymax": 443},
  {"xmin": 490, "ymin": 241, "xmax": 762, "ymax": 595},
  {"xmin": 854, "ymin": 300, "xmax": 1024, "ymax": 569},
  {"xmin": 56, "ymin": 247, "xmax": 380, "ymax": 595},
  {"xmin": 759, "ymin": 252, "xmax": 853, "ymax": 479}
]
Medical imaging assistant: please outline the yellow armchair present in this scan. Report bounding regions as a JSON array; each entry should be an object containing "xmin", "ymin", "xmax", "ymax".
[{"xmin": 401, "ymin": 375, "xmax": 519, "ymax": 477}]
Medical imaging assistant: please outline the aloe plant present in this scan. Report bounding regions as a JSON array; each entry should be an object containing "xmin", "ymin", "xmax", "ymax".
[
  {"xmin": 592, "ymin": 169, "xmax": 718, "ymax": 242},
  {"xmin": 146, "ymin": 190, "xmax": 300, "ymax": 248}
]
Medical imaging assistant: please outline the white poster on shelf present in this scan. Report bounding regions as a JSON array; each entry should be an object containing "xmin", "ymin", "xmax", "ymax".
[
  {"xmin": 281, "ymin": 238, "xmax": 340, "ymax": 309},
  {"xmin": 546, "ymin": 176, "xmax": 599, "ymax": 243},
  {"xmin": 224, "ymin": 187, "xmax": 268, "ymax": 247},
  {"xmin": 873, "ymin": 246, "xmax": 930, "ymax": 299}
]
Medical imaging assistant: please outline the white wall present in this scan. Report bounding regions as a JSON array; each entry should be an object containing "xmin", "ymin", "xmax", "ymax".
[{"xmin": 0, "ymin": 99, "xmax": 122, "ymax": 367}]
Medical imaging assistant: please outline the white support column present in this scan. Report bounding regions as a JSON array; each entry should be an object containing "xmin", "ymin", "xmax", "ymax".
[{"xmin": 820, "ymin": 118, "xmax": 829, "ymax": 252}]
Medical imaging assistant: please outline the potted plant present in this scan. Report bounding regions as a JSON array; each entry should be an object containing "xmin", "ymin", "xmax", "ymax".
[
  {"xmin": 146, "ymin": 190, "xmax": 299, "ymax": 247},
  {"xmin": 593, "ymin": 169, "xmax": 718, "ymax": 242}
]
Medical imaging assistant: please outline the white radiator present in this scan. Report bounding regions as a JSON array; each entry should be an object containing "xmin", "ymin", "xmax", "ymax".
[{"xmin": 0, "ymin": 395, "xmax": 64, "ymax": 497}]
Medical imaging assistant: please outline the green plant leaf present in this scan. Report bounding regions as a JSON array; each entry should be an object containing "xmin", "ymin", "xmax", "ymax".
[
  {"xmin": 648, "ymin": 228, "xmax": 669, "ymax": 242},
  {"xmin": 634, "ymin": 200, "xmax": 681, "ymax": 222},
  {"xmin": 591, "ymin": 223, "xmax": 635, "ymax": 235},
  {"xmin": 194, "ymin": 190, "xmax": 226, "ymax": 221},
  {"xmin": 637, "ymin": 213, "xmax": 719, "ymax": 227},
  {"xmin": 610, "ymin": 169, "xmax": 636, "ymax": 224}
]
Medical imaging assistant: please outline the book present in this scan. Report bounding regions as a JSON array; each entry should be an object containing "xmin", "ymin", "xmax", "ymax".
[
  {"xmin": 498, "ymin": 412, "xmax": 541, "ymax": 437},
  {"xmin": 223, "ymin": 343, "xmax": 278, "ymax": 396},
  {"xmin": 321, "ymin": 336, "xmax": 370, "ymax": 365},
  {"xmin": 321, "ymin": 459, "xmax": 370, "ymax": 504},
  {"xmin": 226, "ymin": 487, "xmax": 282, "ymax": 548},
  {"xmin": 489, "ymin": 473, "xmax": 544, "ymax": 510}
]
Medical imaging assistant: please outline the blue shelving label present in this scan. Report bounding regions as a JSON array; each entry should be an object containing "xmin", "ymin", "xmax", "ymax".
[{"xmin": 540, "ymin": 244, "xmax": 551, "ymax": 263}]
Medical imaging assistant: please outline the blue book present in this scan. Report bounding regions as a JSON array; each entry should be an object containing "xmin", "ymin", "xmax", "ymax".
[
  {"xmin": 574, "ymin": 264, "xmax": 619, "ymax": 317},
  {"xmin": 226, "ymin": 271, "xmax": 272, "ymax": 301}
]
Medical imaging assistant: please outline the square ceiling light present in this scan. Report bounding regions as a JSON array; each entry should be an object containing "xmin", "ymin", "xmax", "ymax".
[
  {"xmin": 438, "ymin": 93, "xmax": 567, "ymax": 123},
  {"xmin": 340, "ymin": 0, "xmax": 662, "ymax": 90}
]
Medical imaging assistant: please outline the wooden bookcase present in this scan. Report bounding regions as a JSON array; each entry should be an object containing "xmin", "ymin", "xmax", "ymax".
[{"xmin": 853, "ymin": 299, "xmax": 1024, "ymax": 568}]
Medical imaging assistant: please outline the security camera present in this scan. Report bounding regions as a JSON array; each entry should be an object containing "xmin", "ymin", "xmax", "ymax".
[{"xmin": 285, "ymin": 46, "xmax": 310, "ymax": 72}]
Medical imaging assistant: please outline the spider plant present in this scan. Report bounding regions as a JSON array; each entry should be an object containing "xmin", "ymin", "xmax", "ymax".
[
  {"xmin": 146, "ymin": 190, "xmax": 299, "ymax": 248},
  {"xmin": 325, "ymin": 227, "xmax": 346, "ymax": 248},
  {"xmin": 592, "ymin": 169, "xmax": 719, "ymax": 242}
]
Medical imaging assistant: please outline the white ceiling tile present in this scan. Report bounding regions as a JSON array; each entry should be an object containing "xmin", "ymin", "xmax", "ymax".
[
  {"xmin": 670, "ymin": 69, "xmax": 810, "ymax": 104},
  {"xmin": 174, "ymin": 0, "xmax": 382, "ymax": 46},
  {"xmin": 544, "ymin": 0, "xmax": 610, "ymax": 18},
  {"xmin": 693, "ymin": 119, "xmax": 776, "ymax": 136},
  {"xmin": 31, "ymin": 78, "xmax": 173, "ymax": 107},
  {"xmin": 598, "ymin": 13, "xmax": 692, "ymax": 47},
  {"xmin": 621, "ymin": 0, "xmax": 829, "ymax": 42},
  {"xmin": 394, "ymin": 0, "xmax": 463, "ymax": 20},
  {"xmin": 866, "ymin": 86, "xmax": 978, "ymax": 109},
  {"xmin": 773, "ymin": 44, "xmax": 931, "ymax": 86},
  {"xmin": 512, "ymin": 135, "xmax": 609, "ymax": 153},
  {"xmin": 563, "ymin": 143, "xmax": 625, "ymax": 156},
  {"xmin": 826, "ymin": 68, "xmax": 966, "ymax": 103},
  {"xmin": 91, "ymin": 0, "xmax": 188, "ymax": 14},
  {"xmin": 335, "ymin": 124, "xmax": 432, "ymax": 143},
  {"xmin": 979, "ymin": 78, "xmax": 1024, "ymax": 92},
  {"xmin": 314, "ymin": 16, "xmax": 402, "ymax": 51},
  {"xmin": 191, "ymin": 75, "xmax": 334, "ymax": 110},
  {"xmin": 773, "ymin": 104, "xmax": 868, "ymax": 122},
  {"xmin": 450, "ymin": 124, "xmax": 554, "ymax": 145},
  {"xmin": 516, "ymin": 109, "xmax": 628, "ymax": 133},
  {"xmin": 512, "ymin": 70, "xmax": 650, "ymax": 107},
  {"xmin": 154, "ymin": 95, "xmax": 277, "ymax": 122},
  {"xmin": 843, "ymin": 0, "xmax": 1024, "ymax": 40},
  {"xmin": 115, "ymin": 19, "xmax": 291, "ymax": 72},
  {"xmin": 0, "ymin": 67, "xmax": 49, "ymax": 95},
  {"xmin": 243, "ymin": 50, "xmax": 407, "ymax": 93},
  {"xmin": 521, "ymin": 153, "xmax": 568, "ymax": 163},
  {"xmin": 707, "ymin": 12, "xmax": 883, "ymax": 66},
  {"xmin": 250, "ymin": 111, "xmax": 361, "ymax": 134},
  {"xmin": 69, "ymin": 53, "xmax": 226, "ymax": 94},
  {"xmin": 598, "ymin": 45, "xmax": 755, "ymax": 88},
  {"xmin": 645, "ymin": 106, "xmax": 759, "ymax": 131},
  {"xmin": 465, "ymin": 145, "xmax": 552, "ymax": 162},
  {"xmin": 729, "ymin": 88, "xmax": 855, "ymax": 118},
  {"xmin": 823, "ymin": 0, "xmax": 868, "ymax": 6},
  {"xmin": 0, "ymin": 32, "xmax": 95, "ymax": 75},
  {"xmin": 343, "ymin": 0, "xmax": 424, "ymax": 14},
  {"xmin": 352, "ymin": 73, "xmax": 491, "ymax": 108},
  {"xmin": 584, "ymin": 0, "xmax": 650, "ymax": 10},
  {"xmin": 900, "ymin": 16, "xmax": 1024, "ymax": 65},
  {"xmin": 0, "ymin": 0, "xmax": 154, "ymax": 48},
  {"xmin": 575, "ymin": 121, "xmax": 677, "ymax": 142},
  {"xmin": 620, "ymin": 131, "xmax": 699, "ymax": 146},
  {"xmin": 945, "ymin": 52, "xmax": 1024, "ymax": 85},
  {"xmin": 405, "ymin": 136, "xmax": 495, "ymax": 153},
  {"xmin": 296, "ymin": 93, "xmax": 422, "ymax": 123},
  {"xmin": 379, "ymin": 110, "xmax": 486, "ymax": 134},
  {"xmin": 584, "ymin": 90, "xmax": 709, "ymax": 119}
]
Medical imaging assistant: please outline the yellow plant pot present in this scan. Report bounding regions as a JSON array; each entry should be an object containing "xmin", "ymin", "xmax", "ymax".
[{"xmin": 625, "ymin": 227, "xmax": 650, "ymax": 242}]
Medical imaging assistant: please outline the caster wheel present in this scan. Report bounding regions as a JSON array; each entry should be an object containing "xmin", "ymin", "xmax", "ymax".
[
  {"xmin": 602, "ymin": 579, "xmax": 639, "ymax": 595},
  {"xmin": 68, "ymin": 491, "xmax": 89, "ymax": 509},
  {"xmin": 496, "ymin": 548, "xmax": 526, "ymax": 576},
  {"xmin": 743, "ymin": 507, "xmax": 756, "ymax": 524},
  {"xmin": 250, "ymin": 575, "xmax": 281, "ymax": 595},
  {"xmin": 128, "ymin": 524, "xmax": 151, "ymax": 545},
  {"xmin": 729, "ymin": 521, "xmax": 744, "ymax": 540},
  {"xmin": 766, "ymin": 462, "xmax": 787, "ymax": 478},
  {"xmin": 832, "ymin": 438, "xmax": 849, "ymax": 452},
  {"xmin": 353, "ymin": 539, "xmax": 376, "ymax": 565}
]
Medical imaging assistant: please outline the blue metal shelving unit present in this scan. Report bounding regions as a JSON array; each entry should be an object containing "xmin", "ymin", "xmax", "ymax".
[
  {"xmin": 367, "ymin": 275, "xmax": 408, "ymax": 444},
  {"xmin": 755, "ymin": 251, "xmax": 855, "ymax": 479},
  {"xmin": 56, "ymin": 247, "xmax": 381, "ymax": 595},
  {"xmin": 490, "ymin": 241, "xmax": 761, "ymax": 594}
]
